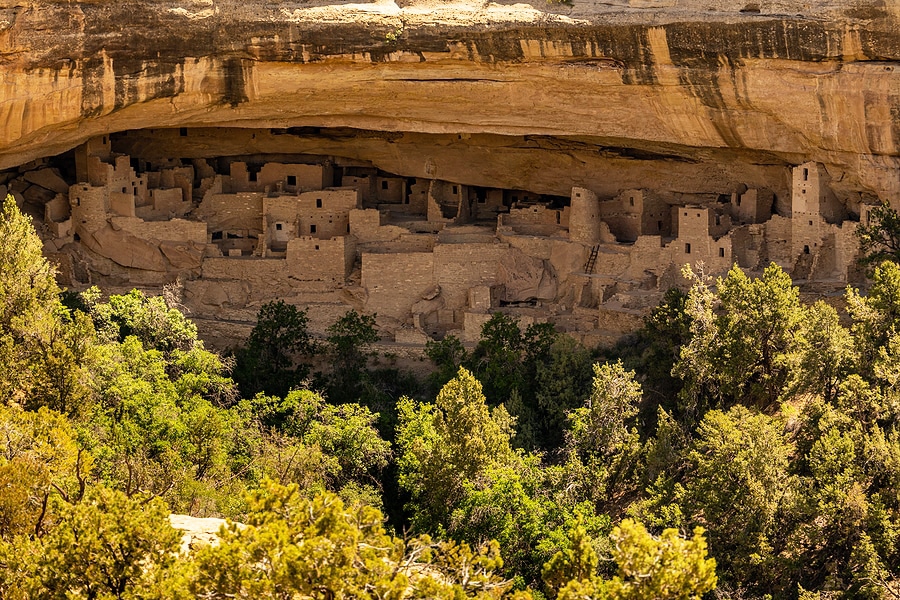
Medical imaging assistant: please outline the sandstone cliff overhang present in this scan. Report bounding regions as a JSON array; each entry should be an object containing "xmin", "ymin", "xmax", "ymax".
[{"xmin": 0, "ymin": 0, "xmax": 897, "ymax": 197}]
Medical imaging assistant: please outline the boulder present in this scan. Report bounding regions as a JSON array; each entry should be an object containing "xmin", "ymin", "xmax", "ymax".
[
  {"xmin": 91, "ymin": 226, "xmax": 168, "ymax": 271},
  {"xmin": 24, "ymin": 168, "xmax": 70, "ymax": 194},
  {"xmin": 498, "ymin": 248, "xmax": 557, "ymax": 302}
]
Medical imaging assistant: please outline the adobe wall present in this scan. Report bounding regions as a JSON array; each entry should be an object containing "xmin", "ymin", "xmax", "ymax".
[
  {"xmin": 500, "ymin": 233, "xmax": 554, "ymax": 260},
  {"xmin": 45, "ymin": 193, "xmax": 70, "ymax": 222},
  {"xmin": 472, "ymin": 189, "xmax": 505, "ymax": 219},
  {"xmin": 374, "ymin": 176, "xmax": 405, "ymax": 204},
  {"xmin": 342, "ymin": 175, "xmax": 373, "ymax": 203},
  {"xmin": 730, "ymin": 188, "xmax": 774, "ymax": 224},
  {"xmin": 501, "ymin": 204, "xmax": 564, "ymax": 236},
  {"xmin": 259, "ymin": 163, "xmax": 333, "ymax": 193},
  {"xmin": 74, "ymin": 136, "xmax": 112, "ymax": 184},
  {"xmin": 199, "ymin": 192, "xmax": 264, "ymax": 234},
  {"xmin": 428, "ymin": 180, "xmax": 465, "ymax": 222},
  {"xmin": 138, "ymin": 188, "xmax": 190, "ymax": 220},
  {"xmin": 202, "ymin": 257, "xmax": 291, "ymax": 290},
  {"xmin": 70, "ymin": 184, "xmax": 109, "ymax": 236},
  {"xmin": 262, "ymin": 196, "xmax": 300, "ymax": 252},
  {"xmin": 433, "ymin": 242, "xmax": 507, "ymax": 311},
  {"xmin": 349, "ymin": 209, "xmax": 409, "ymax": 244},
  {"xmin": 407, "ymin": 179, "xmax": 429, "ymax": 215},
  {"xmin": 361, "ymin": 252, "xmax": 435, "ymax": 320},
  {"xmin": 731, "ymin": 224, "xmax": 766, "ymax": 270},
  {"xmin": 763, "ymin": 215, "xmax": 795, "ymax": 270},
  {"xmin": 286, "ymin": 236, "xmax": 355, "ymax": 281}
]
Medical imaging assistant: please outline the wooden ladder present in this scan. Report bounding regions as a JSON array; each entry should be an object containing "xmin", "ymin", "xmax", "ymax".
[{"xmin": 583, "ymin": 244, "xmax": 600, "ymax": 274}]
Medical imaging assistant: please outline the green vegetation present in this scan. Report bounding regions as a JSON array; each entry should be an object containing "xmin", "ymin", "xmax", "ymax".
[
  {"xmin": 857, "ymin": 203, "xmax": 900, "ymax": 267},
  {"xmin": 4, "ymin": 193, "xmax": 900, "ymax": 598}
]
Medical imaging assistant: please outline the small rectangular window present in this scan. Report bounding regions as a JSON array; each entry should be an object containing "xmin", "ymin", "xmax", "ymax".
[
  {"xmin": 179, "ymin": 127, "xmax": 188, "ymax": 137},
  {"xmin": 382, "ymin": 181, "xmax": 389, "ymax": 190},
  {"xmin": 685, "ymin": 243, "xmax": 691, "ymax": 254},
  {"xmin": 629, "ymin": 197, "xmax": 634, "ymax": 206},
  {"xmin": 287, "ymin": 175, "xmax": 296, "ymax": 186},
  {"xmin": 314, "ymin": 245, "xmax": 319, "ymax": 250},
  {"xmin": 275, "ymin": 223, "xmax": 282, "ymax": 231},
  {"xmin": 452, "ymin": 186, "xmax": 458, "ymax": 195},
  {"xmin": 719, "ymin": 248, "xmax": 725, "ymax": 257},
  {"xmin": 122, "ymin": 187, "xmax": 127, "ymax": 193},
  {"xmin": 310, "ymin": 224, "xmax": 317, "ymax": 233},
  {"xmin": 803, "ymin": 168, "xmax": 809, "ymax": 181},
  {"xmin": 316, "ymin": 199, "xmax": 322, "ymax": 208}
]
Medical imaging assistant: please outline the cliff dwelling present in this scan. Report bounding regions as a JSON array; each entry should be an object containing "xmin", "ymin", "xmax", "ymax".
[
  {"xmin": 1, "ymin": 0, "xmax": 897, "ymax": 349},
  {"xmin": 4, "ymin": 125, "xmax": 890, "ymax": 349}
]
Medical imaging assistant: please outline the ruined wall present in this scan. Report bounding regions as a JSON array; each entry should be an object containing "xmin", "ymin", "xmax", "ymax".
[
  {"xmin": 362, "ymin": 252, "xmax": 435, "ymax": 320},
  {"xmin": 286, "ymin": 236, "xmax": 355, "ymax": 281},
  {"xmin": 433, "ymin": 242, "xmax": 507, "ymax": 312}
]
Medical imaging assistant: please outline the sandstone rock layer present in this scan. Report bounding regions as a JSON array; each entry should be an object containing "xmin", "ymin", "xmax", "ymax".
[{"xmin": 0, "ymin": 0, "xmax": 897, "ymax": 199}]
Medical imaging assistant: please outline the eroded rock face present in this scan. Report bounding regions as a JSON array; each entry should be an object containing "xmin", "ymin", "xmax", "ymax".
[{"xmin": 0, "ymin": 0, "xmax": 897, "ymax": 200}]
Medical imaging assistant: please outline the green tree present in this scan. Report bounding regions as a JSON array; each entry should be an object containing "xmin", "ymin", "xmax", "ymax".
[
  {"xmin": 0, "ymin": 486, "xmax": 180, "ymax": 599},
  {"xmin": 175, "ymin": 479, "xmax": 525, "ymax": 599},
  {"xmin": 795, "ymin": 301, "xmax": 855, "ymax": 402},
  {"xmin": 87, "ymin": 287, "xmax": 199, "ymax": 354},
  {"xmin": 602, "ymin": 519, "xmax": 717, "ymax": 600},
  {"xmin": 641, "ymin": 406, "xmax": 795, "ymax": 590},
  {"xmin": 0, "ymin": 404, "xmax": 89, "ymax": 538},
  {"xmin": 425, "ymin": 334, "xmax": 469, "ymax": 395},
  {"xmin": 0, "ymin": 195, "xmax": 92, "ymax": 414},
  {"xmin": 233, "ymin": 300, "xmax": 316, "ymax": 399},
  {"xmin": 675, "ymin": 264, "xmax": 806, "ymax": 412},
  {"xmin": 560, "ymin": 361, "xmax": 644, "ymax": 508},
  {"xmin": 324, "ymin": 309, "xmax": 380, "ymax": 405},
  {"xmin": 241, "ymin": 389, "xmax": 391, "ymax": 501},
  {"xmin": 847, "ymin": 261, "xmax": 900, "ymax": 382},
  {"xmin": 546, "ymin": 519, "xmax": 717, "ymax": 600},
  {"xmin": 397, "ymin": 367, "xmax": 515, "ymax": 529},
  {"xmin": 856, "ymin": 203, "xmax": 900, "ymax": 266}
]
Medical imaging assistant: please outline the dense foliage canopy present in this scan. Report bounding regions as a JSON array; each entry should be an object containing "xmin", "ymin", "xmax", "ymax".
[{"xmin": 3, "ymin": 194, "xmax": 900, "ymax": 598}]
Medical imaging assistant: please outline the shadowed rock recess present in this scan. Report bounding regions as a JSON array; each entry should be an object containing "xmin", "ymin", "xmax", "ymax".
[{"xmin": 2, "ymin": 0, "xmax": 897, "ymax": 346}]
